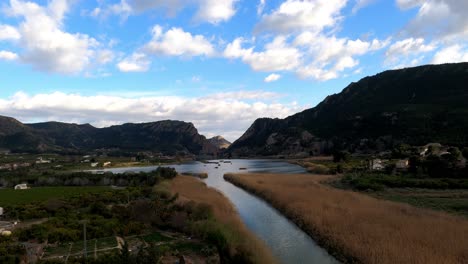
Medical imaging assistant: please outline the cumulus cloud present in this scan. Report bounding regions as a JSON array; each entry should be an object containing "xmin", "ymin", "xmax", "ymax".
[
  {"xmin": 295, "ymin": 33, "xmax": 388, "ymax": 80},
  {"xmin": 2, "ymin": 0, "xmax": 110, "ymax": 74},
  {"xmin": 384, "ymin": 37, "xmax": 435, "ymax": 67},
  {"xmin": 117, "ymin": 53, "xmax": 150, "ymax": 72},
  {"xmin": 397, "ymin": 0, "xmax": 468, "ymax": 41},
  {"xmin": 264, "ymin": 73, "xmax": 281, "ymax": 82},
  {"xmin": 145, "ymin": 25, "xmax": 215, "ymax": 57},
  {"xmin": 224, "ymin": 36, "xmax": 302, "ymax": 72},
  {"xmin": 0, "ymin": 91, "xmax": 304, "ymax": 142},
  {"xmin": 100, "ymin": 0, "xmax": 237, "ymax": 24},
  {"xmin": 0, "ymin": 24, "xmax": 21, "ymax": 41},
  {"xmin": 431, "ymin": 45, "xmax": 468, "ymax": 64},
  {"xmin": 0, "ymin": 50, "xmax": 18, "ymax": 61},
  {"xmin": 255, "ymin": 0, "xmax": 347, "ymax": 34},
  {"xmin": 195, "ymin": 0, "xmax": 238, "ymax": 24}
]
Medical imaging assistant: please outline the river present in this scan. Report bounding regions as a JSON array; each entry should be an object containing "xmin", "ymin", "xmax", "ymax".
[{"xmin": 101, "ymin": 159, "xmax": 338, "ymax": 264}]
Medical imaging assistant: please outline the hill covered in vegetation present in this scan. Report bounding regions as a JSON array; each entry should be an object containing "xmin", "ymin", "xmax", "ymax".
[
  {"xmin": 229, "ymin": 63, "xmax": 468, "ymax": 156},
  {"xmin": 0, "ymin": 118, "xmax": 217, "ymax": 155}
]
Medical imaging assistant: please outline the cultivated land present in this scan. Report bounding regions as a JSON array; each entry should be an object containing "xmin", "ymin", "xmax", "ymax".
[
  {"xmin": 224, "ymin": 173, "xmax": 468, "ymax": 264},
  {"xmin": 170, "ymin": 175, "xmax": 276, "ymax": 264},
  {"xmin": 0, "ymin": 186, "xmax": 110, "ymax": 206}
]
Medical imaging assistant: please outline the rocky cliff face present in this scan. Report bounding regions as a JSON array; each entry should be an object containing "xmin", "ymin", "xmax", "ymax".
[
  {"xmin": 0, "ymin": 117, "xmax": 217, "ymax": 155},
  {"xmin": 229, "ymin": 63, "xmax": 468, "ymax": 157},
  {"xmin": 208, "ymin": 136, "xmax": 231, "ymax": 150}
]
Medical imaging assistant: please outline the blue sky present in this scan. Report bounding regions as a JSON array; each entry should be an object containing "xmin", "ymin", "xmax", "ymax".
[{"xmin": 0, "ymin": 0, "xmax": 467, "ymax": 141}]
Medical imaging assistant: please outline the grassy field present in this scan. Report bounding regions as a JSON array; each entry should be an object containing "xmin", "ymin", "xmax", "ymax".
[
  {"xmin": 224, "ymin": 173, "xmax": 468, "ymax": 264},
  {"xmin": 372, "ymin": 188, "xmax": 468, "ymax": 216},
  {"xmin": 170, "ymin": 175, "xmax": 276, "ymax": 264},
  {"xmin": 0, "ymin": 186, "xmax": 110, "ymax": 206}
]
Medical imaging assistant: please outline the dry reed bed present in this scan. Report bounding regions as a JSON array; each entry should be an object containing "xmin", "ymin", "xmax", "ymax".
[
  {"xmin": 224, "ymin": 173, "xmax": 468, "ymax": 264},
  {"xmin": 170, "ymin": 175, "xmax": 276, "ymax": 264}
]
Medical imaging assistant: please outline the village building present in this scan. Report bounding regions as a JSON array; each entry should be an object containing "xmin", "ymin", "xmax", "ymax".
[
  {"xmin": 103, "ymin": 162, "xmax": 112, "ymax": 167},
  {"xmin": 91, "ymin": 162, "xmax": 99, "ymax": 167},
  {"xmin": 396, "ymin": 159, "xmax": 409, "ymax": 169},
  {"xmin": 36, "ymin": 157, "xmax": 51, "ymax": 164},
  {"xmin": 369, "ymin": 159, "xmax": 385, "ymax": 171}
]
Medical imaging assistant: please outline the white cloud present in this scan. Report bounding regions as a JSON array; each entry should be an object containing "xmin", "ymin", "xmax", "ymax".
[
  {"xmin": 195, "ymin": 0, "xmax": 238, "ymax": 24},
  {"xmin": 385, "ymin": 37, "xmax": 435, "ymax": 67},
  {"xmin": 257, "ymin": 0, "xmax": 266, "ymax": 15},
  {"xmin": 145, "ymin": 25, "xmax": 215, "ymax": 57},
  {"xmin": 264, "ymin": 73, "xmax": 281, "ymax": 82},
  {"xmin": 96, "ymin": 50, "xmax": 115, "ymax": 65},
  {"xmin": 294, "ymin": 33, "xmax": 388, "ymax": 80},
  {"xmin": 117, "ymin": 53, "xmax": 150, "ymax": 72},
  {"xmin": 0, "ymin": 91, "xmax": 304, "ymax": 142},
  {"xmin": 0, "ymin": 24, "xmax": 21, "ymax": 41},
  {"xmin": 431, "ymin": 45, "xmax": 468, "ymax": 64},
  {"xmin": 101, "ymin": 0, "xmax": 237, "ymax": 24},
  {"xmin": 255, "ymin": 0, "xmax": 347, "ymax": 34},
  {"xmin": 0, "ymin": 50, "xmax": 18, "ymax": 61},
  {"xmin": 352, "ymin": 0, "xmax": 375, "ymax": 14},
  {"xmin": 224, "ymin": 33, "xmax": 389, "ymax": 81},
  {"xmin": 397, "ymin": 0, "xmax": 468, "ymax": 41},
  {"xmin": 224, "ymin": 36, "xmax": 302, "ymax": 71},
  {"xmin": 396, "ymin": 0, "xmax": 424, "ymax": 10},
  {"xmin": 3, "ymin": 0, "xmax": 104, "ymax": 74}
]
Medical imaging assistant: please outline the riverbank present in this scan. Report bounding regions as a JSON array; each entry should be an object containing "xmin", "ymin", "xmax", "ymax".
[
  {"xmin": 170, "ymin": 175, "xmax": 276, "ymax": 264},
  {"xmin": 224, "ymin": 173, "xmax": 468, "ymax": 264}
]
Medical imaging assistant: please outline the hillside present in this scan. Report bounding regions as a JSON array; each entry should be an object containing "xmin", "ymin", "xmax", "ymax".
[
  {"xmin": 229, "ymin": 63, "xmax": 468, "ymax": 157},
  {"xmin": 208, "ymin": 136, "xmax": 231, "ymax": 149},
  {"xmin": 0, "ymin": 117, "xmax": 217, "ymax": 155}
]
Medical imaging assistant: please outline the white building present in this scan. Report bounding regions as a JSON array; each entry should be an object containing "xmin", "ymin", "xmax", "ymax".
[
  {"xmin": 396, "ymin": 159, "xmax": 409, "ymax": 169},
  {"xmin": 14, "ymin": 183, "xmax": 29, "ymax": 190},
  {"xmin": 103, "ymin": 162, "xmax": 112, "ymax": 167},
  {"xmin": 36, "ymin": 157, "xmax": 51, "ymax": 164},
  {"xmin": 91, "ymin": 162, "xmax": 99, "ymax": 167},
  {"xmin": 0, "ymin": 207, "xmax": 3, "ymax": 216},
  {"xmin": 369, "ymin": 159, "xmax": 385, "ymax": 171}
]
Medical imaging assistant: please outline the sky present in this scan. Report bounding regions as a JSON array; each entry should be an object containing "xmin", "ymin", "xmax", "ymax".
[{"xmin": 0, "ymin": 0, "xmax": 467, "ymax": 142}]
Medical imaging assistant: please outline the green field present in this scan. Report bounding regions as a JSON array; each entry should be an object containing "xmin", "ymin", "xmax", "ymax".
[{"xmin": 0, "ymin": 186, "xmax": 110, "ymax": 206}]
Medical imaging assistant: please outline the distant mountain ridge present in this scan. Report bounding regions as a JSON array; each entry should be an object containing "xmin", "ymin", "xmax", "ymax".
[
  {"xmin": 229, "ymin": 63, "xmax": 468, "ymax": 157},
  {"xmin": 208, "ymin": 136, "xmax": 231, "ymax": 149},
  {"xmin": 0, "ymin": 118, "xmax": 218, "ymax": 155}
]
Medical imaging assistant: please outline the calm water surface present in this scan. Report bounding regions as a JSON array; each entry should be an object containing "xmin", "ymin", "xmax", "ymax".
[{"xmin": 103, "ymin": 159, "xmax": 338, "ymax": 264}]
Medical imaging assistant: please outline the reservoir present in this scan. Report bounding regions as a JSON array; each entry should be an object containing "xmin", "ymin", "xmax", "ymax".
[{"xmin": 103, "ymin": 159, "xmax": 338, "ymax": 264}]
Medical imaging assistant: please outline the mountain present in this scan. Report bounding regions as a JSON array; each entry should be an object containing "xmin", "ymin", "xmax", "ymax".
[
  {"xmin": 229, "ymin": 63, "xmax": 468, "ymax": 157},
  {"xmin": 0, "ymin": 117, "xmax": 217, "ymax": 155},
  {"xmin": 208, "ymin": 136, "xmax": 231, "ymax": 150}
]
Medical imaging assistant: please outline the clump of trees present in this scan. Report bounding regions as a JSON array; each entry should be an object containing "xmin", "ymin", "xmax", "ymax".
[{"xmin": 0, "ymin": 167, "xmax": 178, "ymax": 188}]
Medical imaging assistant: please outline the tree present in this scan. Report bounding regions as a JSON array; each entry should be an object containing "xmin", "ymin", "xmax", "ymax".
[
  {"xmin": 447, "ymin": 147, "xmax": 462, "ymax": 162},
  {"xmin": 462, "ymin": 147, "xmax": 468, "ymax": 159},
  {"xmin": 333, "ymin": 150, "xmax": 350, "ymax": 163}
]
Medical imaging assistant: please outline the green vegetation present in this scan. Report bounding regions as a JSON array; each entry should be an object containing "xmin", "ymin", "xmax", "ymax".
[
  {"xmin": 342, "ymin": 173, "xmax": 468, "ymax": 191},
  {"xmin": 0, "ymin": 166, "xmax": 265, "ymax": 263},
  {"xmin": 0, "ymin": 186, "xmax": 110, "ymax": 206},
  {"xmin": 0, "ymin": 166, "xmax": 177, "ymax": 188},
  {"xmin": 229, "ymin": 63, "xmax": 468, "ymax": 156}
]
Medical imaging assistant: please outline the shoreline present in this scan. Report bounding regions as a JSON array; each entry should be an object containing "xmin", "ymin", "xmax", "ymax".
[
  {"xmin": 224, "ymin": 173, "xmax": 350, "ymax": 263},
  {"xmin": 170, "ymin": 175, "xmax": 277, "ymax": 264}
]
